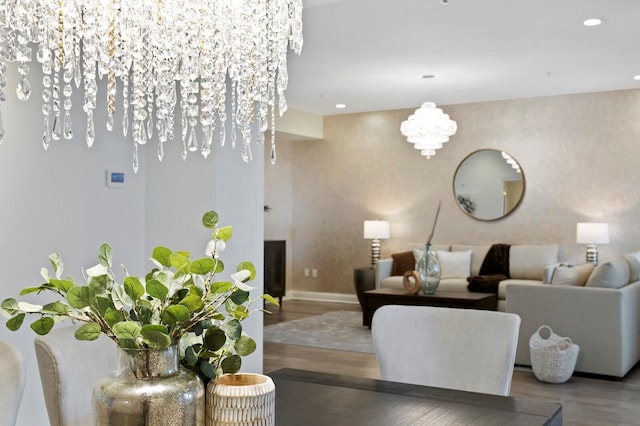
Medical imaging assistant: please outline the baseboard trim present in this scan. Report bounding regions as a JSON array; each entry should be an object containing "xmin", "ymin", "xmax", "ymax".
[{"xmin": 286, "ymin": 291, "xmax": 358, "ymax": 304}]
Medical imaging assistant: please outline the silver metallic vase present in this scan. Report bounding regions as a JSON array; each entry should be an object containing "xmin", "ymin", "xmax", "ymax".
[{"xmin": 93, "ymin": 345, "xmax": 205, "ymax": 426}]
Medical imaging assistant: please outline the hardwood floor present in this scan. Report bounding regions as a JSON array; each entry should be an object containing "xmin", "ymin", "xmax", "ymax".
[{"xmin": 263, "ymin": 299, "xmax": 640, "ymax": 426}]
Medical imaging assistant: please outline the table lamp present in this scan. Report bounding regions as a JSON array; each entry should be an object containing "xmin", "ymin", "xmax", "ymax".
[
  {"xmin": 576, "ymin": 222, "xmax": 609, "ymax": 265},
  {"xmin": 363, "ymin": 220, "xmax": 390, "ymax": 269}
]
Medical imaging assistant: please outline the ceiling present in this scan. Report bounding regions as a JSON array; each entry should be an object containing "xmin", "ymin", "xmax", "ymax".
[{"xmin": 285, "ymin": 0, "xmax": 640, "ymax": 116}]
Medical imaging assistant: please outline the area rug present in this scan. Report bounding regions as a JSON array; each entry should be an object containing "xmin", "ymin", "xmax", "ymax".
[{"xmin": 264, "ymin": 311, "xmax": 374, "ymax": 353}]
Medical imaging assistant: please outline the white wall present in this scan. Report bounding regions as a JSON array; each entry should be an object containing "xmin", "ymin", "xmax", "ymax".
[
  {"xmin": 287, "ymin": 89, "xmax": 640, "ymax": 295},
  {"xmin": 0, "ymin": 66, "xmax": 264, "ymax": 424},
  {"xmin": 0, "ymin": 68, "xmax": 146, "ymax": 425},
  {"xmin": 145, "ymin": 123, "xmax": 265, "ymax": 374}
]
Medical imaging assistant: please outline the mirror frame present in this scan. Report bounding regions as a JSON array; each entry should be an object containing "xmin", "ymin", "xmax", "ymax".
[{"xmin": 453, "ymin": 149, "xmax": 525, "ymax": 221}]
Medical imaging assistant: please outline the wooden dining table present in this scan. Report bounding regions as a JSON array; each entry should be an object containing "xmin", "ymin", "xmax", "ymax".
[{"xmin": 269, "ymin": 368, "xmax": 562, "ymax": 425}]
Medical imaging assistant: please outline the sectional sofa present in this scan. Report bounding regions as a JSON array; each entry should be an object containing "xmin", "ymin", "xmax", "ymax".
[
  {"xmin": 375, "ymin": 245, "xmax": 640, "ymax": 378},
  {"xmin": 506, "ymin": 253, "xmax": 640, "ymax": 378},
  {"xmin": 375, "ymin": 243, "xmax": 559, "ymax": 312}
]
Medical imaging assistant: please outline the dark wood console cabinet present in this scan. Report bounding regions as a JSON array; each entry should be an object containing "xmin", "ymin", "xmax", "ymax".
[{"xmin": 264, "ymin": 240, "xmax": 286, "ymax": 305}]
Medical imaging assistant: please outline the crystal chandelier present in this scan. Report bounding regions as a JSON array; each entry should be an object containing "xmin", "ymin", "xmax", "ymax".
[
  {"xmin": 400, "ymin": 75, "xmax": 456, "ymax": 159},
  {"xmin": 0, "ymin": 0, "xmax": 303, "ymax": 172}
]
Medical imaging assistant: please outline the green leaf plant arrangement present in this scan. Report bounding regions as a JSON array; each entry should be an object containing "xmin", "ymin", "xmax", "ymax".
[{"xmin": 0, "ymin": 210, "xmax": 278, "ymax": 386}]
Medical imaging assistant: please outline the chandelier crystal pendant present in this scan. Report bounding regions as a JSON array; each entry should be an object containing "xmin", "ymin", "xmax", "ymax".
[
  {"xmin": 0, "ymin": 0, "xmax": 303, "ymax": 173},
  {"xmin": 400, "ymin": 75, "xmax": 456, "ymax": 159}
]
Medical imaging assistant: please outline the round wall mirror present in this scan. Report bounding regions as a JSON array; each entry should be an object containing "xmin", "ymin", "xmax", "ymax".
[{"xmin": 453, "ymin": 149, "xmax": 525, "ymax": 221}]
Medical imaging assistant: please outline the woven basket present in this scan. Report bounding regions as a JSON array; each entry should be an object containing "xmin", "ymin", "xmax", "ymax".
[{"xmin": 529, "ymin": 325, "xmax": 580, "ymax": 384}]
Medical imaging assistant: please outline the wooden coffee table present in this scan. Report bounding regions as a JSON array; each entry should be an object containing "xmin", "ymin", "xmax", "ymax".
[{"xmin": 362, "ymin": 288, "xmax": 497, "ymax": 327}]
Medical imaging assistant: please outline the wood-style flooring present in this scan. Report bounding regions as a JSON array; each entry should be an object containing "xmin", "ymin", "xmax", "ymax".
[{"xmin": 263, "ymin": 299, "xmax": 640, "ymax": 426}]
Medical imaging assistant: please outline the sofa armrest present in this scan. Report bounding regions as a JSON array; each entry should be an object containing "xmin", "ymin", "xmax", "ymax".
[
  {"xmin": 375, "ymin": 259, "xmax": 393, "ymax": 288},
  {"xmin": 506, "ymin": 281, "xmax": 640, "ymax": 377}
]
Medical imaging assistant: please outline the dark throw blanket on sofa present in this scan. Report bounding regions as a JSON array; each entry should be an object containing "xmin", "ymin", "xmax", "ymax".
[{"xmin": 467, "ymin": 244, "xmax": 511, "ymax": 293}]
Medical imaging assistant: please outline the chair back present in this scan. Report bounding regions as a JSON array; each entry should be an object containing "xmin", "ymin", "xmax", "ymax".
[
  {"xmin": 0, "ymin": 340, "xmax": 26, "ymax": 426},
  {"xmin": 34, "ymin": 326, "xmax": 118, "ymax": 426},
  {"xmin": 372, "ymin": 305, "xmax": 521, "ymax": 396}
]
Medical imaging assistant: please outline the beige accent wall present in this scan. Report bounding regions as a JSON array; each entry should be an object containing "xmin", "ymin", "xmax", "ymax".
[{"xmin": 267, "ymin": 89, "xmax": 640, "ymax": 296}]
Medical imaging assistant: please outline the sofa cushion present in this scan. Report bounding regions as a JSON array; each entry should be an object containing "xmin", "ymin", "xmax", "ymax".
[
  {"xmin": 437, "ymin": 250, "xmax": 472, "ymax": 279},
  {"xmin": 451, "ymin": 244, "xmax": 491, "ymax": 276},
  {"xmin": 624, "ymin": 251, "xmax": 640, "ymax": 282},
  {"xmin": 585, "ymin": 257, "xmax": 630, "ymax": 289},
  {"xmin": 551, "ymin": 263, "xmax": 594, "ymax": 286},
  {"xmin": 509, "ymin": 245, "xmax": 559, "ymax": 280},
  {"xmin": 391, "ymin": 251, "xmax": 416, "ymax": 276}
]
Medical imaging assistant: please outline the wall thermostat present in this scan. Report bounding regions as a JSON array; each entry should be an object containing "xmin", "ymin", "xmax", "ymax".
[{"xmin": 106, "ymin": 170, "xmax": 125, "ymax": 188}]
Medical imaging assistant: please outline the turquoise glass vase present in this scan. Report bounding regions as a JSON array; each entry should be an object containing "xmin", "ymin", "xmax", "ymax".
[{"xmin": 417, "ymin": 243, "xmax": 441, "ymax": 294}]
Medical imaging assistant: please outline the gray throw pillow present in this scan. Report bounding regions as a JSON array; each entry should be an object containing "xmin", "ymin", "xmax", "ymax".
[
  {"xmin": 551, "ymin": 263, "xmax": 594, "ymax": 286},
  {"xmin": 624, "ymin": 251, "xmax": 640, "ymax": 282},
  {"xmin": 585, "ymin": 257, "xmax": 630, "ymax": 289}
]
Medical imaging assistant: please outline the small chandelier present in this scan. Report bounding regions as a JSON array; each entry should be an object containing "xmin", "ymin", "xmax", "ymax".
[
  {"xmin": 400, "ymin": 75, "xmax": 457, "ymax": 159},
  {"xmin": 0, "ymin": 0, "xmax": 303, "ymax": 172}
]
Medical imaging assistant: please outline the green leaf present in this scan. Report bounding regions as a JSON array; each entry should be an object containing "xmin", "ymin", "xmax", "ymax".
[
  {"xmin": 124, "ymin": 276, "xmax": 145, "ymax": 301},
  {"xmin": 48, "ymin": 252, "xmax": 64, "ymax": 279},
  {"xmin": 75, "ymin": 323, "xmax": 102, "ymax": 340},
  {"xmin": 6, "ymin": 313, "xmax": 25, "ymax": 331},
  {"xmin": 225, "ymin": 319, "xmax": 242, "ymax": 340},
  {"xmin": 235, "ymin": 336, "xmax": 257, "ymax": 356},
  {"xmin": 230, "ymin": 290, "xmax": 249, "ymax": 305},
  {"xmin": 66, "ymin": 286, "xmax": 96, "ymax": 309},
  {"xmin": 95, "ymin": 296, "xmax": 113, "ymax": 316},
  {"xmin": 231, "ymin": 305, "xmax": 249, "ymax": 320},
  {"xmin": 190, "ymin": 258, "xmax": 216, "ymax": 275},
  {"xmin": 213, "ymin": 260, "xmax": 225, "ymax": 274},
  {"xmin": 162, "ymin": 305, "xmax": 190, "ymax": 325},
  {"xmin": 202, "ymin": 210, "xmax": 219, "ymax": 229},
  {"xmin": 88, "ymin": 275, "xmax": 111, "ymax": 294},
  {"xmin": 139, "ymin": 306, "xmax": 153, "ymax": 325},
  {"xmin": 184, "ymin": 346, "xmax": 198, "ymax": 366},
  {"xmin": 112, "ymin": 321, "xmax": 142, "ymax": 341},
  {"xmin": 50, "ymin": 279, "xmax": 75, "ymax": 292},
  {"xmin": 221, "ymin": 355, "xmax": 242, "ymax": 374},
  {"xmin": 179, "ymin": 294, "xmax": 204, "ymax": 312},
  {"xmin": 236, "ymin": 262, "xmax": 256, "ymax": 281},
  {"xmin": 99, "ymin": 243, "xmax": 113, "ymax": 267},
  {"xmin": 262, "ymin": 294, "xmax": 280, "ymax": 306},
  {"xmin": 30, "ymin": 317, "xmax": 54, "ymax": 335},
  {"xmin": 214, "ymin": 226, "xmax": 233, "ymax": 242},
  {"xmin": 41, "ymin": 301, "xmax": 69, "ymax": 316},
  {"xmin": 104, "ymin": 307, "xmax": 125, "ymax": 327},
  {"xmin": 170, "ymin": 252, "xmax": 190, "ymax": 276},
  {"xmin": 1, "ymin": 298, "xmax": 20, "ymax": 316},
  {"xmin": 146, "ymin": 279, "xmax": 169, "ymax": 300},
  {"xmin": 200, "ymin": 359, "xmax": 217, "ymax": 379},
  {"xmin": 141, "ymin": 325, "xmax": 171, "ymax": 349},
  {"xmin": 188, "ymin": 285, "xmax": 203, "ymax": 297},
  {"xmin": 203, "ymin": 326, "xmax": 226, "ymax": 352},
  {"xmin": 152, "ymin": 246, "xmax": 172, "ymax": 267},
  {"xmin": 19, "ymin": 286, "xmax": 46, "ymax": 296},
  {"xmin": 211, "ymin": 281, "xmax": 232, "ymax": 294}
]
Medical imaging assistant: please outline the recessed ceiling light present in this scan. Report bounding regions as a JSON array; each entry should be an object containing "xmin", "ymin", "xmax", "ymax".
[
  {"xmin": 633, "ymin": 75, "xmax": 640, "ymax": 81},
  {"xmin": 583, "ymin": 18, "xmax": 602, "ymax": 26},
  {"xmin": 335, "ymin": 103, "xmax": 346, "ymax": 109}
]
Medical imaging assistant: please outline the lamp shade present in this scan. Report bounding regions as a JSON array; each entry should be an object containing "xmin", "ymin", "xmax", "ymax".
[
  {"xmin": 363, "ymin": 220, "xmax": 390, "ymax": 240},
  {"xmin": 576, "ymin": 222, "xmax": 610, "ymax": 244}
]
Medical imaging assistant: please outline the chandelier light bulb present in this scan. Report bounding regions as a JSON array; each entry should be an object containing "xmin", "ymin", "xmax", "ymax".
[{"xmin": 0, "ymin": 0, "xmax": 304, "ymax": 172}]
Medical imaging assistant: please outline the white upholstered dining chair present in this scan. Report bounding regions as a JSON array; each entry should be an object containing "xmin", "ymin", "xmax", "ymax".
[
  {"xmin": 34, "ymin": 326, "xmax": 119, "ymax": 426},
  {"xmin": 0, "ymin": 340, "xmax": 26, "ymax": 426},
  {"xmin": 371, "ymin": 305, "xmax": 521, "ymax": 396}
]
